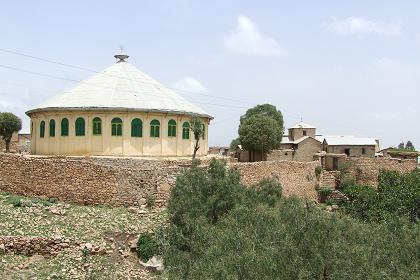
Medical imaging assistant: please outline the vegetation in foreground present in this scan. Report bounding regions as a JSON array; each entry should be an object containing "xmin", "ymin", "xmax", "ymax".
[{"xmin": 161, "ymin": 159, "xmax": 420, "ymax": 279}]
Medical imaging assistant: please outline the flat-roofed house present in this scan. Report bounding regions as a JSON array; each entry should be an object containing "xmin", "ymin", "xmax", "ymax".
[{"xmin": 322, "ymin": 136, "xmax": 378, "ymax": 170}]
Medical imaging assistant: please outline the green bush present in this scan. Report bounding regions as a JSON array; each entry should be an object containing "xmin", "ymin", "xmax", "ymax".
[
  {"xmin": 318, "ymin": 187, "xmax": 332, "ymax": 203},
  {"xmin": 165, "ymin": 196, "xmax": 420, "ymax": 279},
  {"xmin": 137, "ymin": 232, "xmax": 159, "ymax": 262},
  {"xmin": 5, "ymin": 195, "xmax": 23, "ymax": 207},
  {"xmin": 145, "ymin": 194, "xmax": 156, "ymax": 209},
  {"xmin": 315, "ymin": 166, "xmax": 322, "ymax": 179},
  {"xmin": 163, "ymin": 159, "xmax": 420, "ymax": 279},
  {"xmin": 340, "ymin": 169, "xmax": 420, "ymax": 222}
]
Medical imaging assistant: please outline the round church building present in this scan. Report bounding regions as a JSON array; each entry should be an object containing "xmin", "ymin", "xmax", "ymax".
[{"xmin": 26, "ymin": 54, "xmax": 213, "ymax": 156}]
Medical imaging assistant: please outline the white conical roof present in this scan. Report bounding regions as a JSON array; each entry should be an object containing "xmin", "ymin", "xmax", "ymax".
[{"xmin": 26, "ymin": 57, "xmax": 212, "ymax": 119}]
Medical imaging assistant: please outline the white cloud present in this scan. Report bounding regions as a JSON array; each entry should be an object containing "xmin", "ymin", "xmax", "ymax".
[
  {"xmin": 325, "ymin": 17, "xmax": 401, "ymax": 36},
  {"xmin": 225, "ymin": 16, "xmax": 287, "ymax": 57},
  {"xmin": 172, "ymin": 76, "xmax": 207, "ymax": 93}
]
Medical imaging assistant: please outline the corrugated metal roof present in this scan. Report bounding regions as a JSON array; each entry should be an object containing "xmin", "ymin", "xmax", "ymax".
[
  {"xmin": 281, "ymin": 136, "xmax": 320, "ymax": 144},
  {"xmin": 26, "ymin": 58, "xmax": 212, "ymax": 119},
  {"xmin": 289, "ymin": 121, "xmax": 316, "ymax": 129},
  {"xmin": 324, "ymin": 136, "xmax": 377, "ymax": 146}
]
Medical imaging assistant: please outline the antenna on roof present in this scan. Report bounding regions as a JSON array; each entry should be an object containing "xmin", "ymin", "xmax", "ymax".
[{"xmin": 300, "ymin": 116, "xmax": 303, "ymax": 122}]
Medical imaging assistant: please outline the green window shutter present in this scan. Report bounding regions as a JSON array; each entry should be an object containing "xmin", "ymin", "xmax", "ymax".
[
  {"xmin": 75, "ymin": 118, "xmax": 85, "ymax": 136},
  {"xmin": 49, "ymin": 119, "xmax": 55, "ymax": 137},
  {"xmin": 61, "ymin": 118, "xmax": 69, "ymax": 136},
  {"xmin": 40, "ymin": 121, "xmax": 45, "ymax": 138},
  {"xmin": 111, "ymin": 118, "xmax": 123, "ymax": 136},
  {"xmin": 93, "ymin": 117, "xmax": 102, "ymax": 135},
  {"xmin": 150, "ymin": 119, "xmax": 160, "ymax": 138},
  {"xmin": 131, "ymin": 118, "xmax": 142, "ymax": 137},
  {"xmin": 182, "ymin": 122, "xmax": 190, "ymax": 139},
  {"xmin": 168, "ymin": 119, "xmax": 176, "ymax": 137},
  {"xmin": 202, "ymin": 124, "xmax": 205, "ymax": 140}
]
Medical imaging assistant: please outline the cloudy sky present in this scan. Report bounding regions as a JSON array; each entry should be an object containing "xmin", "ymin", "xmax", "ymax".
[{"xmin": 0, "ymin": 1, "xmax": 419, "ymax": 148}]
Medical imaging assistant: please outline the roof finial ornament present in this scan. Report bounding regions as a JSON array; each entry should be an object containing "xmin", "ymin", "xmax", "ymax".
[
  {"xmin": 114, "ymin": 46, "xmax": 129, "ymax": 63},
  {"xmin": 300, "ymin": 116, "xmax": 303, "ymax": 122}
]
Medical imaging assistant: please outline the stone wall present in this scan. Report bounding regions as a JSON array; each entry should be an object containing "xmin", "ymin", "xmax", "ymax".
[
  {"xmin": 0, "ymin": 154, "xmax": 322, "ymax": 207},
  {"xmin": 348, "ymin": 157, "xmax": 418, "ymax": 186},
  {"xmin": 0, "ymin": 236, "xmax": 72, "ymax": 256},
  {"xmin": 230, "ymin": 161, "xmax": 320, "ymax": 200},
  {"xmin": 0, "ymin": 154, "xmax": 183, "ymax": 207}
]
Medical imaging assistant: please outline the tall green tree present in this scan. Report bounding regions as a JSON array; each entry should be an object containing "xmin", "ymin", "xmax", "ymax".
[
  {"xmin": 0, "ymin": 112, "xmax": 22, "ymax": 153},
  {"xmin": 189, "ymin": 116, "xmax": 204, "ymax": 160},
  {"xmin": 229, "ymin": 137, "xmax": 240, "ymax": 149},
  {"xmin": 238, "ymin": 104, "xmax": 284, "ymax": 159},
  {"xmin": 240, "ymin": 104, "xmax": 284, "ymax": 131},
  {"xmin": 406, "ymin": 141, "xmax": 415, "ymax": 151}
]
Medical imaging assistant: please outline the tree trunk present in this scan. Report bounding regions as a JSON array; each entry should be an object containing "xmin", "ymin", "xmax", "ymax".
[
  {"xmin": 5, "ymin": 138, "xmax": 10, "ymax": 153},
  {"xmin": 192, "ymin": 138, "xmax": 200, "ymax": 160}
]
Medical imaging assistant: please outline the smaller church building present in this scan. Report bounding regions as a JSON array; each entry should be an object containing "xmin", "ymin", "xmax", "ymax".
[{"xmin": 267, "ymin": 121, "xmax": 379, "ymax": 169}]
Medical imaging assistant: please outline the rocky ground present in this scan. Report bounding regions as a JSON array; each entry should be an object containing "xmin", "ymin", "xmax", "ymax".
[{"xmin": 0, "ymin": 193, "xmax": 166, "ymax": 279}]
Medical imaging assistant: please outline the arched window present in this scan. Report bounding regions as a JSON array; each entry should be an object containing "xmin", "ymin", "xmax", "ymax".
[
  {"xmin": 150, "ymin": 119, "xmax": 160, "ymax": 138},
  {"xmin": 131, "ymin": 118, "xmax": 142, "ymax": 137},
  {"xmin": 75, "ymin": 117, "xmax": 85, "ymax": 136},
  {"xmin": 168, "ymin": 119, "xmax": 176, "ymax": 137},
  {"xmin": 61, "ymin": 118, "xmax": 69, "ymax": 136},
  {"xmin": 40, "ymin": 121, "xmax": 45, "ymax": 138},
  {"xmin": 49, "ymin": 119, "xmax": 56, "ymax": 137},
  {"xmin": 182, "ymin": 122, "xmax": 190, "ymax": 140},
  {"xmin": 111, "ymin": 117, "xmax": 123, "ymax": 136},
  {"xmin": 92, "ymin": 117, "xmax": 102, "ymax": 135}
]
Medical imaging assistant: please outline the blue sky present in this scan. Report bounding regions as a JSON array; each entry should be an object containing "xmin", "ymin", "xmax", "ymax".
[{"xmin": 0, "ymin": 1, "xmax": 419, "ymax": 148}]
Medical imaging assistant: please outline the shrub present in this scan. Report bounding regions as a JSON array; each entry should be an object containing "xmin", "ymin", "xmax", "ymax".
[
  {"xmin": 163, "ymin": 159, "xmax": 420, "ymax": 279},
  {"xmin": 252, "ymin": 177, "xmax": 282, "ymax": 207},
  {"xmin": 5, "ymin": 195, "xmax": 23, "ymax": 207},
  {"xmin": 145, "ymin": 194, "xmax": 156, "ymax": 209},
  {"xmin": 137, "ymin": 232, "xmax": 159, "ymax": 262},
  {"xmin": 318, "ymin": 187, "xmax": 332, "ymax": 203},
  {"xmin": 165, "ymin": 196, "xmax": 420, "ymax": 279},
  {"xmin": 315, "ymin": 166, "xmax": 322, "ymax": 179},
  {"xmin": 340, "ymin": 169, "xmax": 420, "ymax": 222}
]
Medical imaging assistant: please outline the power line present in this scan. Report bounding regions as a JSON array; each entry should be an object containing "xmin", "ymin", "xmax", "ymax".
[
  {"xmin": 0, "ymin": 64, "xmax": 253, "ymax": 111},
  {"xmin": 0, "ymin": 48, "xmax": 255, "ymax": 105}
]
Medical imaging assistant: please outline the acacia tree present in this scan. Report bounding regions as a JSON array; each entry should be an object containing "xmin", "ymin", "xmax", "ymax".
[
  {"xmin": 238, "ymin": 104, "xmax": 284, "ymax": 160},
  {"xmin": 0, "ymin": 112, "xmax": 22, "ymax": 153},
  {"xmin": 189, "ymin": 116, "xmax": 204, "ymax": 160}
]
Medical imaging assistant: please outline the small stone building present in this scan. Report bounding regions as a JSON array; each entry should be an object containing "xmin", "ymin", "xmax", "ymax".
[
  {"xmin": 268, "ymin": 122, "xmax": 322, "ymax": 162},
  {"xmin": 322, "ymin": 136, "xmax": 378, "ymax": 170},
  {"xmin": 26, "ymin": 54, "xmax": 213, "ymax": 157}
]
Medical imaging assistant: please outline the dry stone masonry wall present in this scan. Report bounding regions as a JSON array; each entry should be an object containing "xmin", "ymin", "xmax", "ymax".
[
  {"xmin": 0, "ymin": 154, "xmax": 183, "ymax": 207},
  {"xmin": 0, "ymin": 154, "xmax": 325, "ymax": 206},
  {"xmin": 348, "ymin": 157, "xmax": 418, "ymax": 186},
  {"xmin": 230, "ymin": 161, "xmax": 320, "ymax": 200}
]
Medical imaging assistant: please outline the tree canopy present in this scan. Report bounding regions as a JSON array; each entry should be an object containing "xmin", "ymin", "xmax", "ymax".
[
  {"xmin": 163, "ymin": 160, "xmax": 420, "ymax": 279},
  {"xmin": 240, "ymin": 104, "xmax": 284, "ymax": 131},
  {"xmin": 229, "ymin": 137, "xmax": 240, "ymax": 149},
  {"xmin": 0, "ymin": 112, "xmax": 22, "ymax": 153},
  {"xmin": 238, "ymin": 104, "xmax": 284, "ymax": 155}
]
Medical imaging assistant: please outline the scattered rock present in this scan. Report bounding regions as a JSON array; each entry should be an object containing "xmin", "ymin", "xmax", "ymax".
[
  {"xmin": 140, "ymin": 255, "xmax": 164, "ymax": 272},
  {"xmin": 129, "ymin": 238, "xmax": 138, "ymax": 251}
]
